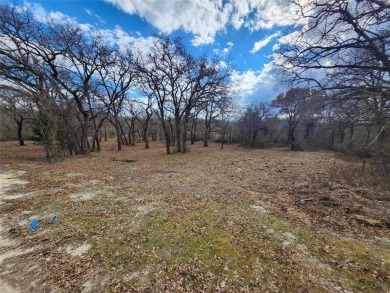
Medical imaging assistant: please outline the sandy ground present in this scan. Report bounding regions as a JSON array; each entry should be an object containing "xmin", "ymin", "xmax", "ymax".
[{"xmin": 0, "ymin": 172, "xmax": 29, "ymax": 293}]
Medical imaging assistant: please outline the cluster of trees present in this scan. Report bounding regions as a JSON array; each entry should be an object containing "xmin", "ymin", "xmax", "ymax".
[
  {"xmin": 0, "ymin": 0, "xmax": 388, "ymax": 177},
  {"xmin": 238, "ymin": 88, "xmax": 382, "ymax": 153},
  {"xmin": 0, "ymin": 3, "xmax": 233, "ymax": 161},
  {"xmin": 242, "ymin": 0, "xmax": 389, "ymax": 174}
]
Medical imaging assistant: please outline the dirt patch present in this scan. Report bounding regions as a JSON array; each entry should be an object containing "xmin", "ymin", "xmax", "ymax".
[
  {"xmin": 69, "ymin": 191, "xmax": 96, "ymax": 201},
  {"xmin": 0, "ymin": 279, "xmax": 18, "ymax": 293},
  {"xmin": 0, "ymin": 170, "xmax": 38, "ymax": 293},
  {"xmin": 0, "ymin": 173, "xmax": 28, "ymax": 198},
  {"xmin": 250, "ymin": 204, "xmax": 267, "ymax": 213},
  {"xmin": 66, "ymin": 242, "xmax": 92, "ymax": 257}
]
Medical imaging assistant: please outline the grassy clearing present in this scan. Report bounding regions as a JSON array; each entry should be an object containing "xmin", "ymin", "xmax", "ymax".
[{"xmin": 0, "ymin": 140, "xmax": 389, "ymax": 292}]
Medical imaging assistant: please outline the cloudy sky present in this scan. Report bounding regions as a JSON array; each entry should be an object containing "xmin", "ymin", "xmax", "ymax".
[{"xmin": 5, "ymin": 0, "xmax": 300, "ymax": 105}]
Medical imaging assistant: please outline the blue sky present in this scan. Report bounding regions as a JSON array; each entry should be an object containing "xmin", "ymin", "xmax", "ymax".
[{"xmin": 4, "ymin": 0, "xmax": 300, "ymax": 105}]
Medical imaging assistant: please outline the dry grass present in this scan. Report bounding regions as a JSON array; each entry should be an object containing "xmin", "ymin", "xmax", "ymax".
[{"xmin": 0, "ymin": 140, "xmax": 389, "ymax": 292}]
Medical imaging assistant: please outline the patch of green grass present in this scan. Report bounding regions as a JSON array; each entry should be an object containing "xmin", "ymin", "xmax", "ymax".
[{"xmin": 129, "ymin": 206, "xmax": 329, "ymax": 291}]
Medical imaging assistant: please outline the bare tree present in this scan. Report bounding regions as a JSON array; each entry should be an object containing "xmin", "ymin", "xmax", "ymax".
[
  {"xmin": 0, "ymin": 87, "xmax": 32, "ymax": 146},
  {"xmin": 201, "ymin": 94, "xmax": 231, "ymax": 147},
  {"xmin": 46, "ymin": 25, "xmax": 112, "ymax": 154},
  {"xmin": 180, "ymin": 56, "xmax": 234, "ymax": 153},
  {"xmin": 276, "ymin": 0, "xmax": 390, "ymax": 90},
  {"xmin": 0, "ymin": 3, "xmax": 113, "ymax": 155},
  {"xmin": 135, "ymin": 37, "xmax": 174, "ymax": 154},
  {"xmin": 96, "ymin": 48, "xmax": 135, "ymax": 151},
  {"xmin": 271, "ymin": 88, "xmax": 317, "ymax": 150},
  {"xmin": 220, "ymin": 100, "xmax": 238, "ymax": 149},
  {"xmin": 133, "ymin": 97, "xmax": 154, "ymax": 149},
  {"xmin": 239, "ymin": 102, "xmax": 271, "ymax": 148},
  {"xmin": 136, "ymin": 36, "xmax": 234, "ymax": 154}
]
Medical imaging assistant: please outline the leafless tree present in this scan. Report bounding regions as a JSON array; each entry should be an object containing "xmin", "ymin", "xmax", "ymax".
[
  {"xmin": 136, "ymin": 36, "xmax": 234, "ymax": 154},
  {"xmin": 0, "ymin": 87, "xmax": 31, "ymax": 146},
  {"xmin": 135, "ymin": 37, "xmax": 174, "ymax": 154},
  {"xmin": 134, "ymin": 97, "xmax": 154, "ymax": 149},
  {"xmin": 271, "ymin": 88, "xmax": 319, "ymax": 150},
  {"xmin": 96, "ymin": 48, "xmax": 136, "ymax": 151},
  {"xmin": 201, "ymin": 94, "xmax": 232, "ymax": 147},
  {"xmin": 239, "ymin": 102, "xmax": 271, "ymax": 149},
  {"xmin": 0, "ymin": 3, "xmax": 113, "ymax": 155},
  {"xmin": 276, "ymin": 0, "xmax": 390, "ymax": 90}
]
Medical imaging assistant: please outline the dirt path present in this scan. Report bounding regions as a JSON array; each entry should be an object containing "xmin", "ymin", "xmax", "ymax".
[{"xmin": 0, "ymin": 171, "xmax": 32, "ymax": 293}]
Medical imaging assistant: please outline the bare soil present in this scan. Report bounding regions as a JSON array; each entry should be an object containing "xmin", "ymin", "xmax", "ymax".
[{"xmin": 0, "ymin": 140, "xmax": 389, "ymax": 292}]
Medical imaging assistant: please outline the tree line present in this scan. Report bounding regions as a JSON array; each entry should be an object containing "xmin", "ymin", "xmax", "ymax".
[
  {"xmin": 0, "ymin": 3, "xmax": 234, "ymax": 161},
  {"xmin": 0, "ymin": 0, "xmax": 389, "ymax": 177}
]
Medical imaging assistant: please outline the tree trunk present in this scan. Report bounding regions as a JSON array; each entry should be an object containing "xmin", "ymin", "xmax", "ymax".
[
  {"xmin": 168, "ymin": 120, "xmax": 175, "ymax": 147},
  {"xmin": 203, "ymin": 117, "xmax": 210, "ymax": 147},
  {"xmin": 128, "ymin": 130, "xmax": 132, "ymax": 146},
  {"xmin": 44, "ymin": 143, "xmax": 52, "ymax": 163},
  {"xmin": 290, "ymin": 125, "xmax": 297, "ymax": 151},
  {"xmin": 161, "ymin": 121, "xmax": 171, "ymax": 154},
  {"xmin": 182, "ymin": 113, "xmax": 190, "ymax": 153},
  {"xmin": 144, "ymin": 116, "xmax": 151, "ymax": 149},
  {"xmin": 251, "ymin": 130, "xmax": 258, "ymax": 147},
  {"xmin": 80, "ymin": 114, "xmax": 90, "ymax": 155},
  {"xmin": 330, "ymin": 128, "xmax": 335, "ymax": 149},
  {"xmin": 288, "ymin": 122, "xmax": 294, "ymax": 143},
  {"xmin": 145, "ymin": 135, "xmax": 149, "ymax": 149},
  {"xmin": 349, "ymin": 125, "xmax": 354, "ymax": 140},
  {"xmin": 119, "ymin": 122, "xmax": 128, "ymax": 145},
  {"xmin": 91, "ymin": 118, "xmax": 106, "ymax": 152},
  {"xmin": 131, "ymin": 122, "xmax": 136, "ymax": 146},
  {"xmin": 91, "ymin": 133, "xmax": 97, "ymax": 152},
  {"xmin": 175, "ymin": 116, "xmax": 181, "ymax": 153},
  {"xmin": 91, "ymin": 113, "xmax": 98, "ymax": 152},
  {"xmin": 190, "ymin": 120, "xmax": 197, "ymax": 145},
  {"xmin": 204, "ymin": 131, "xmax": 209, "ymax": 147},
  {"xmin": 95, "ymin": 135, "xmax": 101, "ymax": 152},
  {"xmin": 221, "ymin": 124, "xmax": 227, "ymax": 150},
  {"xmin": 16, "ymin": 120, "xmax": 24, "ymax": 146},
  {"xmin": 114, "ymin": 112, "xmax": 122, "ymax": 151}
]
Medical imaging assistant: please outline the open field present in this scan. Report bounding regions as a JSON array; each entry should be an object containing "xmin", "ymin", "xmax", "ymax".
[{"xmin": 0, "ymin": 140, "xmax": 389, "ymax": 292}]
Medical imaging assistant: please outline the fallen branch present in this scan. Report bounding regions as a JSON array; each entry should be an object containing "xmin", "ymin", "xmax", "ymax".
[{"xmin": 111, "ymin": 158, "xmax": 137, "ymax": 163}]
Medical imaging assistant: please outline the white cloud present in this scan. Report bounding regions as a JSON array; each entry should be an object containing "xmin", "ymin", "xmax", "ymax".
[
  {"xmin": 219, "ymin": 60, "xmax": 227, "ymax": 68},
  {"xmin": 95, "ymin": 14, "xmax": 106, "ymax": 24},
  {"xmin": 26, "ymin": 3, "xmax": 77, "ymax": 24},
  {"xmin": 231, "ymin": 62, "xmax": 280, "ymax": 105},
  {"xmin": 213, "ymin": 41, "xmax": 234, "ymax": 56},
  {"xmin": 250, "ymin": 31, "xmax": 281, "ymax": 54},
  {"xmin": 21, "ymin": 3, "xmax": 154, "ymax": 52},
  {"xmin": 232, "ymin": 69, "xmax": 260, "ymax": 96},
  {"xmin": 102, "ymin": 0, "xmax": 305, "ymax": 46},
  {"xmin": 105, "ymin": 0, "xmax": 233, "ymax": 46},
  {"xmin": 230, "ymin": 0, "xmax": 249, "ymax": 29},
  {"xmin": 247, "ymin": 0, "xmax": 300, "ymax": 30},
  {"xmin": 23, "ymin": 0, "xmax": 305, "ymax": 48},
  {"xmin": 84, "ymin": 8, "xmax": 106, "ymax": 24}
]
